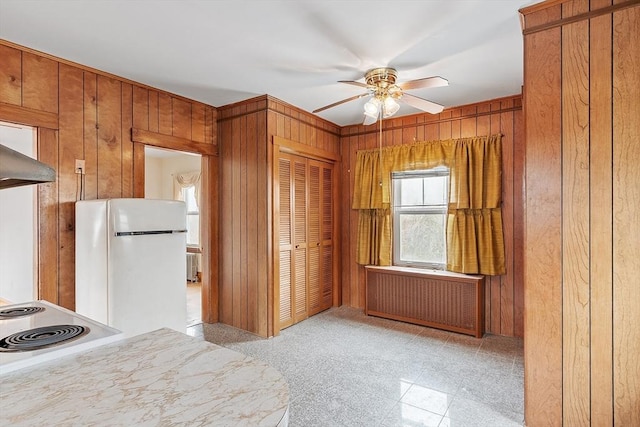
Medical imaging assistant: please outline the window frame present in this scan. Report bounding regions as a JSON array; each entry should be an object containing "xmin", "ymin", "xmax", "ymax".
[
  {"xmin": 392, "ymin": 167, "xmax": 449, "ymax": 270},
  {"xmin": 182, "ymin": 186, "xmax": 200, "ymax": 248}
]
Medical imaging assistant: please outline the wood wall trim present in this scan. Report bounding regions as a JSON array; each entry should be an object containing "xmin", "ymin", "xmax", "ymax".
[
  {"xmin": 0, "ymin": 102, "xmax": 58, "ymax": 129},
  {"xmin": 273, "ymin": 136, "xmax": 340, "ymax": 162},
  {"xmin": 218, "ymin": 95, "xmax": 341, "ymax": 137},
  {"xmin": 0, "ymin": 39, "xmax": 212, "ymax": 109},
  {"xmin": 131, "ymin": 128, "xmax": 218, "ymax": 156},
  {"xmin": 519, "ymin": 0, "xmax": 569, "ymax": 15},
  {"xmin": 521, "ymin": 0, "xmax": 639, "ymax": 33},
  {"xmin": 340, "ymin": 95, "xmax": 522, "ymax": 137}
]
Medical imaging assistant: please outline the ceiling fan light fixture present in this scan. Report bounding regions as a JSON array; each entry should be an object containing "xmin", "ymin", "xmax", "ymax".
[
  {"xmin": 383, "ymin": 96, "xmax": 400, "ymax": 117},
  {"xmin": 364, "ymin": 98, "xmax": 380, "ymax": 117}
]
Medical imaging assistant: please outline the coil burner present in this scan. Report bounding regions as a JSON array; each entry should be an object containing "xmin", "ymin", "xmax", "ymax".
[
  {"xmin": 0, "ymin": 306, "xmax": 45, "ymax": 319},
  {"xmin": 0, "ymin": 325, "xmax": 89, "ymax": 352}
]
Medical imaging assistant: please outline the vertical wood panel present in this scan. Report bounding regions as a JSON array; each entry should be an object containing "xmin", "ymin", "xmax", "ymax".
[
  {"xmin": 96, "ymin": 76, "xmax": 122, "ymax": 198},
  {"xmin": 523, "ymin": 24, "xmax": 563, "ymax": 426},
  {"xmin": 612, "ymin": 6, "xmax": 640, "ymax": 425},
  {"xmin": 22, "ymin": 52, "xmax": 58, "ymax": 113},
  {"xmin": 439, "ymin": 111, "xmax": 451, "ymax": 139},
  {"xmin": 0, "ymin": 45, "xmax": 22, "ymax": 105},
  {"xmin": 246, "ymin": 113, "xmax": 258, "ymax": 333},
  {"xmin": 121, "ymin": 83, "xmax": 133, "ymax": 197},
  {"xmin": 258, "ymin": 110, "xmax": 269, "ymax": 337},
  {"xmin": 132, "ymin": 86, "xmax": 149, "ymax": 131},
  {"xmin": 158, "ymin": 93, "xmax": 172, "ymax": 135},
  {"xmin": 231, "ymin": 117, "xmax": 242, "ymax": 327},
  {"xmin": 191, "ymin": 104, "xmax": 206, "ymax": 143},
  {"xmin": 561, "ymin": 5, "xmax": 591, "ymax": 423},
  {"xmin": 341, "ymin": 136, "xmax": 352, "ymax": 307},
  {"xmin": 460, "ymin": 116, "xmax": 476, "ymax": 137},
  {"xmin": 57, "ymin": 64, "xmax": 84, "ymax": 310},
  {"xmin": 37, "ymin": 128, "xmax": 59, "ymax": 304},
  {"xmin": 201, "ymin": 153, "xmax": 219, "ymax": 324},
  {"xmin": 172, "ymin": 98, "xmax": 192, "ymax": 140},
  {"xmin": 83, "ymin": 72, "xmax": 98, "ymax": 200},
  {"xmin": 589, "ymin": 4, "xmax": 614, "ymax": 425},
  {"xmin": 148, "ymin": 90, "xmax": 159, "ymax": 133},
  {"xmin": 265, "ymin": 109, "xmax": 276, "ymax": 336},
  {"xmin": 239, "ymin": 115, "xmax": 248, "ymax": 330},
  {"xmin": 132, "ymin": 142, "xmax": 145, "ymax": 198},
  {"xmin": 219, "ymin": 119, "xmax": 233, "ymax": 324},
  {"xmin": 512, "ymin": 109, "xmax": 525, "ymax": 338}
]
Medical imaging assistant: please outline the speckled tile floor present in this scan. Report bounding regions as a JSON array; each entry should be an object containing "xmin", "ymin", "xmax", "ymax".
[{"xmin": 186, "ymin": 307, "xmax": 524, "ymax": 427}]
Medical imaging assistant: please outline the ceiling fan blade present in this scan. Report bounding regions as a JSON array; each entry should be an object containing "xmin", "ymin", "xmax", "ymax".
[
  {"xmin": 363, "ymin": 114, "xmax": 377, "ymax": 126},
  {"xmin": 338, "ymin": 80, "xmax": 369, "ymax": 89},
  {"xmin": 313, "ymin": 92, "xmax": 369, "ymax": 113},
  {"xmin": 399, "ymin": 76, "xmax": 448, "ymax": 91},
  {"xmin": 401, "ymin": 93, "xmax": 445, "ymax": 114}
]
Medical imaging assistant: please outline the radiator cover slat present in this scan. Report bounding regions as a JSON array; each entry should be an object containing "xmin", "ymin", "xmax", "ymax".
[{"xmin": 365, "ymin": 267, "xmax": 485, "ymax": 338}]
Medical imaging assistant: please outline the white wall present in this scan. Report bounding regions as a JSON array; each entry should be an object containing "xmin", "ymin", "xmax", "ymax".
[
  {"xmin": 0, "ymin": 124, "xmax": 36, "ymax": 303},
  {"xmin": 144, "ymin": 156, "xmax": 163, "ymax": 199},
  {"xmin": 144, "ymin": 148, "xmax": 200, "ymax": 200}
]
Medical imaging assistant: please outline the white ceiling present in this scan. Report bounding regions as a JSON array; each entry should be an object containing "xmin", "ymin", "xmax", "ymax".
[{"xmin": 0, "ymin": 0, "xmax": 536, "ymax": 127}]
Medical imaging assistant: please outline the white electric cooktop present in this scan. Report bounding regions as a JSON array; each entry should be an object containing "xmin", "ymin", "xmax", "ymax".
[{"xmin": 0, "ymin": 300, "xmax": 123, "ymax": 375}]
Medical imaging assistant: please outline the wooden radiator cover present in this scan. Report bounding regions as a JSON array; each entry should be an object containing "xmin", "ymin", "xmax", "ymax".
[{"xmin": 365, "ymin": 266, "xmax": 485, "ymax": 338}]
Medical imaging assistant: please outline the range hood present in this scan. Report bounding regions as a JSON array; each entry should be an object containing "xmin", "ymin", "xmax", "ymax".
[{"xmin": 0, "ymin": 143, "xmax": 56, "ymax": 189}]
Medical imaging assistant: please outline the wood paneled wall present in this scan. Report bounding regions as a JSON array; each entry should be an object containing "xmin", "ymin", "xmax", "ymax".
[
  {"xmin": 0, "ymin": 40, "xmax": 217, "ymax": 313},
  {"xmin": 521, "ymin": 0, "xmax": 639, "ymax": 425},
  {"xmin": 217, "ymin": 95, "xmax": 341, "ymax": 337},
  {"xmin": 339, "ymin": 96, "xmax": 525, "ymax": 337}
]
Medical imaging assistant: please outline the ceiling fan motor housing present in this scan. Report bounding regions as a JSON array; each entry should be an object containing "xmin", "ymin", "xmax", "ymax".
[{"xmin": 366, "ymin": 67, "xmax": 402, "ymax": 100}]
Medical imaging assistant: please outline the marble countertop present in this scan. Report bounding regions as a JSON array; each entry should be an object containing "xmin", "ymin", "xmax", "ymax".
[{"xmin": 0, "ymin": 328, "xmax": 289, "ymax": 426}]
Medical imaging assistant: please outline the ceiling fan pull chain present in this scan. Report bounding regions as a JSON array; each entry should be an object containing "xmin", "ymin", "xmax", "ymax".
[{"xmin": 379, "ymin": 111, "xmax": 383, "ymax": 188}]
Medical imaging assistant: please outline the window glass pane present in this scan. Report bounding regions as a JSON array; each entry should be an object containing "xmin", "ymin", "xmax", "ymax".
[
  {"xmin": 423, "ymin": 175, "xmax": 448, "ymax": 206},
  {"xmin": 398, "ymin": 213, "xmax": 446, "ymax": 264},
  {"xmin": 399, "ymin": 178, "xmax": 423, "ymax": 206},
  {"xmin": 184, "ymin": 187, "xmax": 198, "ymax": 213},
  {"xmin": 186, "ymin": 214, "xmax": 199, "ymax": 246}
]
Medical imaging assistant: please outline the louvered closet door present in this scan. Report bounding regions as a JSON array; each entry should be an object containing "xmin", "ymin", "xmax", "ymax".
[
  {"xmin": 277, "ymin": 156, "xmax": 294, "ymax": 328},
  {"xmin": 307, "ymin": 162, "xmax": 322, "ymax": 315},
  {"xmin": 292, "ymin": 158, "xmax": 308, "ymax": 323},
  {"xmin": 277, "ymin": 153, "xmax": 333, "ymax": 330},
  {"xmin": 308, "ymin": 159, "xmax": 334, "ymax": 315}
]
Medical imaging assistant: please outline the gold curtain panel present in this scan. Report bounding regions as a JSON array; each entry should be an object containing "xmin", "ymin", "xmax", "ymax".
[{"xmin": 352, "ymin": 135, "xmax": 505, "ymax": 275}]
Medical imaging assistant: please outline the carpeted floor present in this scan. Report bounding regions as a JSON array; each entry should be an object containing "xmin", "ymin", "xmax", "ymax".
[{"xmin": 187, "ymin": 306, "xmax": 524, "ymax": 427}]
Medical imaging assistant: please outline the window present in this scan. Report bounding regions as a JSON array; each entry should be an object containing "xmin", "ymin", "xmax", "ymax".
[
  {"xmin": 392, "ymin": 167, "xmax": 449, "ymax": 269},
  {"xmin": 182, "ymin": 186, "xmax": 200, "ymax": 247}
]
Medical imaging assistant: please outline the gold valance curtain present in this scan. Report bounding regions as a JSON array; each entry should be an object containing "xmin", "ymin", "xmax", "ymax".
[{"xmin": 352, "ymin": 135, "xmax": 505, "ymax": 275}]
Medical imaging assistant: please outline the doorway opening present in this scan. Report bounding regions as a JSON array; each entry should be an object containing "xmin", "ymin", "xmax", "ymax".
[{"xmin": 144, "ymin": 146, "xmax": 202, "ymax": 327}]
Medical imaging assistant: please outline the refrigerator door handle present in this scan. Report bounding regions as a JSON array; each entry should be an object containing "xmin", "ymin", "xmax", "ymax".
[{"xmin": 115, "ymin": 230, "xmax": 188, "ymax": 237}]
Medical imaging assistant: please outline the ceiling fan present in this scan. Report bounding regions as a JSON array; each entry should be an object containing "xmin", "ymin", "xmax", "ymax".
[{"xmin": 313, "ymin": 67, "xmax": 448, "ymax": 125}]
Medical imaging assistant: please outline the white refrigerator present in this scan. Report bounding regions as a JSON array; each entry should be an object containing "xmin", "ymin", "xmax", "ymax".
[{"xmin": 75, "ymin": 198, "xmax": 187, "ymax": 338}]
